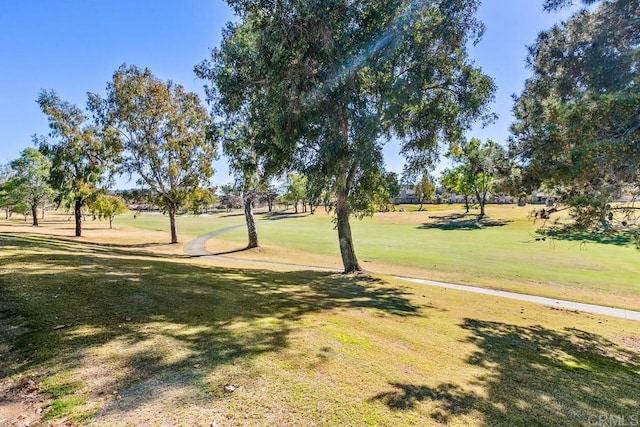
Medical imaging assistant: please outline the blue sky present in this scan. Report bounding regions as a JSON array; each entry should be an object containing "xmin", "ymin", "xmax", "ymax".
[{"xmin": 0, "ymin": 1, "xmax": 578, "ymax": 188}]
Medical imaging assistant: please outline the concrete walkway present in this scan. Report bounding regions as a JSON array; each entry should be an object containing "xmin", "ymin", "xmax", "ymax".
[{"xmin": 185, "ymin": 231, "xmax": 640, "ymax": 322}]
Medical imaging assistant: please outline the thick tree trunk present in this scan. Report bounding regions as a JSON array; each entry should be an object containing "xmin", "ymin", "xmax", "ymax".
[
  {"xmin": 31, "ymin": 204, "xmax": 39, "ymax": 226},
  {"xmin": 336, "ymin": 189, "xmax": 361, "ymax": 273},
  {"xmin": 268, "ymin": 198, "xmax": 273, "ymax": 212},
  {"xmin": 74, "ymin": 197, "xmax": 82, "ymax": 237},
  {"xmin": 169, "ymin": 207, "xmax": 178, "ymax": 243},
  {"xmin": 244, "ymin": 192, "xmax": 259, "ymax": 248}
]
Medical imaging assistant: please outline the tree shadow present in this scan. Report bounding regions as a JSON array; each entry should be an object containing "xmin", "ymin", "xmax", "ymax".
[
  {"xmin": 370, "ymin": 319, "xmax": 640, "ymax": 425},
  {"xmin": 418, "ymin": 214, "xmax": 512, "ymax": 231},
  {"xmin": 370, "ymin": 382, "xmax": 477, "ymax": 423},
  {"xmin": 261, "ymin": 212, "xmax": 310, "ymax": 221},
  {"xmin": 540, "ymin": 229, "xmax": 638, "ymax": 247},
  {"xmin": 0, "ymin": 233, "xmax": 422, "ymax": 421}
]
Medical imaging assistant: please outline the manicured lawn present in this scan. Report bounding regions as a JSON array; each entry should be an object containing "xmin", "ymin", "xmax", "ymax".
[
  {"xmin": 118, "ymin": 205, "xmax": 640, "ymax": 310},
  {"xmin": 1, "ymin": 231, "xmax": 638, "ymax": 425}
]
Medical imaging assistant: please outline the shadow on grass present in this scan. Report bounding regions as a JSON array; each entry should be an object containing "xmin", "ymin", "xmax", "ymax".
[
  {"xmin": 0, "ymin": 232, "xmax": 180, "ymax": 259},
  {"xmin": 0, "ymin": 233, "xmax": 422, "ymax": 420},
  {"xmin": 418, "ymin": 214, "xmax": 512, "ymax": 231},
  {"xmin": 261, "ymin": 212, "xmax": 310, "ymax": 221},
  {"xmin": 541, "ymin": 229, "xmax": 639, "ymax": 247},
  {"xmin": 371, "ymin": 318, "xmax": 640, "ymax": 425}
]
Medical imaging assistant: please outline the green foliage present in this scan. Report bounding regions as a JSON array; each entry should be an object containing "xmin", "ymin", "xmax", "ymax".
[
  {"xmin": 446, "ymin": 138, "xmax": 509, "ymax": 216},
  {"xmin": 9, "ymin": 147, "xmax": 54, "ymax": 225},
  {"xmin": 281, "ymin": 173, "xmax": 308, "ymax": 213},
  {"xmin": 511, "ymin": 0, "xmax": 640, "ymax": 231},
  {"xmin": 36, "ymin": 90, "xmax": 120, "ymax": 235},
  {"xmin": 414, "ymin": 174, "xmax": 435, "ymax": 209},
  {"xmin": 87, "ymin": 194, "xmax": 128, "ymax": 228},
  {"xmin": 215, "ymin": 0, "xmax": 495, "ymax": 271},
  {"xmin": 185, "ymin": 187, "xmax": 217, "ymax": 215},
  {"xmin": 91, "ymin": 64, "xmax": 217, "ymax": 242}
]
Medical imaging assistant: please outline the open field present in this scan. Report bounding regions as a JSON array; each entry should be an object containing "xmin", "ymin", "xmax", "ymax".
[
  {"xmin": 115, "ymin": 204, "xmax": 640, "ymax": 310},
  {"xmin": 0, "ymin": 224, "xmax": 639, "ymax": 426}
]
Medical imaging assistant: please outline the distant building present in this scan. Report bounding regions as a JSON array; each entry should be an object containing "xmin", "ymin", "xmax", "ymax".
[{"xmin": 395, "ymin": 187, "xmax": 417, "ymax": 204}]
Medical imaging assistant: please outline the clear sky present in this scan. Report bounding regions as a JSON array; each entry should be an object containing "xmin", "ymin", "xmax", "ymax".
[{"xmin": 0, "ymin": 0, "xmax": 578, "ymax": 188}]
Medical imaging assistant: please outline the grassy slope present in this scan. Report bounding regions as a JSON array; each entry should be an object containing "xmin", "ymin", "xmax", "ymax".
[
  {"xmin": 0, "ymin": 231, "xmax": 638, "ymax": 426},
  {"xmin": 118, "ymin": 205, "xmax": 640, "ymax": 310}
]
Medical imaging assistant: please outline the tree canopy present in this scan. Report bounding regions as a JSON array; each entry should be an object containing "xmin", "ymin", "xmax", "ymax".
[
  {"xmin": 37, "ymin": 90, "xmax": 120, "ymax": 237},
  {"xmin": 215, "ymin": 0, "xmax": 495, "ymax": 272},
  {"xmin": 510, "ymin": 0, "xmax": 640, "ymax": 232},
  {"xmin": 91, "ymin": 64, "xmax": 217, "ymax": 243},
  {"xmin": 9, "ymin": 147, "xmax": 54, "ymax": 226}
]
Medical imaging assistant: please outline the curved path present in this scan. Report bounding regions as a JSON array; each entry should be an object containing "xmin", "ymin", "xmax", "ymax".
[{"xmin": 185, "ymin": 230, "xmax": 640, "ymax": 322}]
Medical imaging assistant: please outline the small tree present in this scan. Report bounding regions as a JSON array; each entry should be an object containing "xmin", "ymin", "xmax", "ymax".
[
  {"xmin": 441, "ymin": 166, "xmax": 475, "ymax": 213},
  {"xmin": 414, "ymin": 174, "xmax": 435, "ymax": 211},
  {"xmin": 448, "ymin": 138, "xmax": 508, "ymax": 217},
  {"xmin": 88, "ymin": 194, "xmax": 128, "ymax": 229},
  {"xmin": 282, "ymin": 174, "xmax": 308, "ymax": 214},
  {"xmin": 10, "ymin": 148, "xmax": 54, "ymax": 226}
]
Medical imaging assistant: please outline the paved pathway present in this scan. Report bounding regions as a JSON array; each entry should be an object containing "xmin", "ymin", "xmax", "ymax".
[{"xmin": 186, "ymin": 230, "xmax": 640, "ymax": 321}]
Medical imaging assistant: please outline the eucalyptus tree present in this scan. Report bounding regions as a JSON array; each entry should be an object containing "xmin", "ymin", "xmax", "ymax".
[
  {"xmin": 220, "ymin": 0, "xmax": 495, "ymax": 272},
  {"xmin": 9, "ymin": 147, "xmax": 54, "ymax": 226},
  {"xmin": 510, "ymin": 0, "xmax": 639, "ymax": 231},
  {"xmin": 196, "ymin": 19, "xmax": 292, "ymax": 248},
  {"xmin": 90, "ymin": 65, "xmax": 216, "ymax": 243},
  {"xmin": 37, "ymin": 90, "xmax": 120, "ymax": 237}
]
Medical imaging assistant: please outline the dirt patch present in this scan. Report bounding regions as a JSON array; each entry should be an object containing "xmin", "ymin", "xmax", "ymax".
[
  {"xmin": 0, "ymin": 377, "xmax": 47, "ymax": 427},
  {"xmin": 619, "ymin": 336, "xmax": 640, "ymax": 352}
]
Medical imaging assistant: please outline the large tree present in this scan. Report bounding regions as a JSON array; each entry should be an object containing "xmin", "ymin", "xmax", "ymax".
[
  {"xmin": 37, "ymin": 90, "xmax": 119, "ymax": 237},
  {"xmin": 9, "ymin": 147, "xmax": 54, "ymax": 226},
  {"xmin": 91, "ymin": 65, "xmax": 216, "ymax": 243},
  {"xmin": 219, "ymin": 0, "xmax": 495, "ymax": 272},
  {"xmin": 196, "ymin": 19, "xmax": 292, "ymax": 249},
  {"xmin": 511, "ymin": 0, "xmax": 639, "ymax": 231}
]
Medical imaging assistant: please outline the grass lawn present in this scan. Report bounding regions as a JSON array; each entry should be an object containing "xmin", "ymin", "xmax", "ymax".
[
  {"xmin": 0, "ymin": 223, "xmax": 639, "ymax": 426},
  {"xmin": 117, "ymin": 204, "xmax": 640, "ymax": 310}
]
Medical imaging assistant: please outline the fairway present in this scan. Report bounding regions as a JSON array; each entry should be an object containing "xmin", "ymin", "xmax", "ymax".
[
  {"xmin": 116, "ymin": 205, "xmax": 640, "ymax": 311},
  {"xmin": 0, "ymin": 225, "xmax": 639, "ymax": 426}
]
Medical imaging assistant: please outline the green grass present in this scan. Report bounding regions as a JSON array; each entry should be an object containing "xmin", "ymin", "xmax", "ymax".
[
  {"xmin": 1, "ymin": 232, "xmax": 639, "ymax": 425},
  {"xmin": 116, "ymin": 205, "xmax": 640, "ymax": 310}
]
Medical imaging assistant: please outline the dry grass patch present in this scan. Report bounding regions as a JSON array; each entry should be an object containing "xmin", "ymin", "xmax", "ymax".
[{"xmin": 1, "ymin": 230, "xmax": 639, "ymax": 426}]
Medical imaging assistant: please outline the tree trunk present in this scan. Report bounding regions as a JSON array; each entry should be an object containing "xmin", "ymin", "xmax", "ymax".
[
  {"xmin": 169, "ymin": 206, "xmax": 178, "ymax": 243},
  {"xmin": 476, "ymin": 190, "xmax": 486, "ymax": 217},
  {"xmin": 268, "ymin": 198, "xmax": 273, "ymax": 212},
  {"xmin": 31, "ymin": 204, "xmax": 39, "ymax": 226},
  {"xmin": 109, "ymin": 216, "xmax": 114, "ymax": 229},
  {"xmin": 294, "ymin": 201, "xmax": 298, "ymax": 213},
  {"xmin": 41, "ymin": 206, "xmax": 45, "ymax": 219},
  {"xmin": 244, "ymin": 193, "xmax": 259, "ymax": 248},
  {"xmin": 74, "ymin": 197, "xmax": 82, "ymax": 237},
  {"xmin": 464, "ymin": 195, "xmax": 470, "ymax": 213},
  {"xmin": 336, "ymin": 189, "xmax": 361, "ymax": 273}
]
